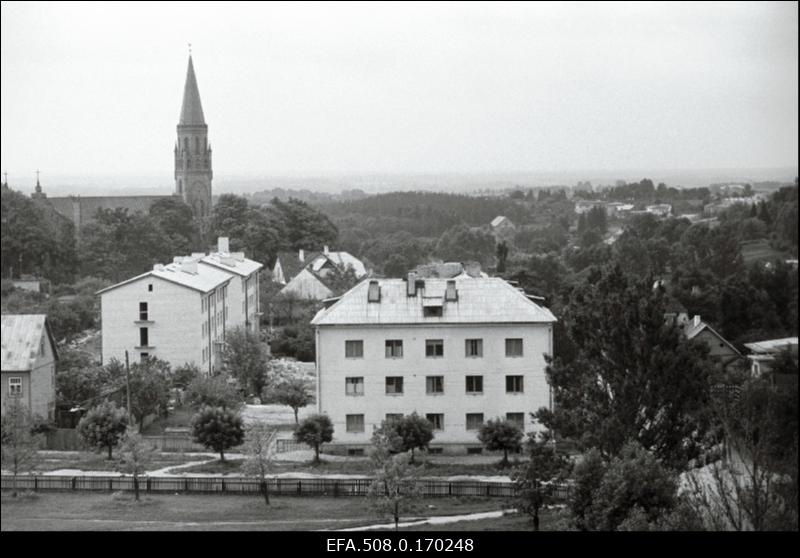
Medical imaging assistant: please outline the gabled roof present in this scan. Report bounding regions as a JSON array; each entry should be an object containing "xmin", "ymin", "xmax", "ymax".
[
  {"xmin": 1, "ymin": 314, "xmax": 58, "ymax": 371},
  {"xmin": 179, "ymin": 56, "xmax": 206, "ymax": 126},
  {"xmin": 744, "ymin": 337, "xmax": 799, "ymax": 354},
  {"xmin": 97, "ymin": 258, "xmax": 233, "ymax": 295},
  {"xmin": 273, "ymin": 251, "xmax": 321, "ymax": 282},
  {"xmin": 685, "ymin": 320, "xmax": 741, "ymax": 356},
  {"xmin": 200, "ymin": 252, "xmax": 263, "ymax": 277},
  {"xmin": 309, "ymin": 251, "xmax": 367, "ymax": 277},
  {"xmin": 491, "ymin": 215, "xmax": 511, "ymax": 228},
  {"xmin": 311, "ymin": 277, "xmax": 556, "ymax": 326}
]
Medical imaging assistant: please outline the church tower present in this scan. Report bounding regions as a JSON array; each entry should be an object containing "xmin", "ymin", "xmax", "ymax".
[{"xmin": 175, "ymin": 55, "xmax": 212, "ymax": 218}]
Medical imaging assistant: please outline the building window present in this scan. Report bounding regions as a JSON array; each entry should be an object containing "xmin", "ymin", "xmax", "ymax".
[
  {"xmin": 346, "ymin": 414, "xmax": 365, "ymax": 433},
  {"xmin": 426, "ymin": 376, "xmax": 444, "ymax": 394},
  {"xmin": 506, "ymin": 338, "xmax": 524, "ymax": 357},
  {"xmin": 465, "ymin": 375, "xmax": 483, "ymax": 394},
  {"xmin": 423, "ymin": 306, "xmax": 443, "ymax": 317},
  {"xmin": 506, "ymin": 413, "xmax": 525, "ymax": 429},
  {"xmin": 385, "ymin": 413, "xmax": 403, "ymax": 423},
  {"xmin": 345, "ymin": 340, "xmax": 364, "ymax": 358},
  {"xmin": 385, "ymin": 377, "xmax": 404, "ymax": 395},
  {"xmin": 139, "ymin": 302, "xmax": 148, "ymax": 321},
  {"xmin": 148, "ymin": 284, "xmax": 153, "ymax": 292},
  {"xmin": 506, "ymin": 376, "xmax": 524, "ymax": 393},
  {"xmin": 8, "ymin": 377, "xmax": 22, "ymax": 396},
  {"xmin": 139, "ymin": 327, "xmax": 149, "ymax": 347},
  {"xmin": 345, "ymin": 377, "xmax": 364, "ymax": 396},
  {"xmin": 140, "ymin": 353, "xmax": 149, "ymax": 363},
  {"xmin": 465, "ymin": 339, "xmax": 483, "ymax": 357},
  {"xmin": 385, "ymin": 339, "xmax": 403, "ymax": 358},
  {"xmin": 426, "ymin": 413, "xmax": 444, "ymax": 430},
  {"xmin": 466, "ymin": 413, "xmax": 484, "ymax": 430},
  {"xmin": 425, "ymin": 339, "xmax": 444, "ymax": 358}
]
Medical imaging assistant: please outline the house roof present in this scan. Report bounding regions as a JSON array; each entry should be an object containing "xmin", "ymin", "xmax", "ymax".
[
  {"xmin": 200, "ymin": 252, "xmax": 263, "ymax": 277},
  {"xmin": 273, "ymin": 251, "xmax": 320, "ymax": 282},
  {"xmin": 311, "ymin": 277, "xmax": 556, "ymax": 326},
  {"xmin": 491, "ymin": 215, "xmax": 510, "ymax": 227},
  {"xmin": 1, "ymin": 314, "xmax": 58, "ymax": 371},
  {"xmin": 684, "ymin": 320, "xmax": 741, "ymax": 356},
  {"xmin": 97, "ymin": 257, "xmax": 233, "ymax": 296},
  {"xmin": 310, "ymin": 251, "xmax": 367, "ymax": 277},
  {"xmin": 179, "ymin": 56, "xmax": 206, "ymax": 126},
  {"xmin": 744, "ymin": 337, "xmax": 799, "ymax": 354}
]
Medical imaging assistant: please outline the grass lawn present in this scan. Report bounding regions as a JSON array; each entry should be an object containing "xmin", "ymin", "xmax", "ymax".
[
  {"xmin": 397, "ymin": 509, "xmax": 568, "ymax": 531},
  {"xmin": 35, "ymin": 451, "xmax": 203, "ymax": 473},
  {"xmin": 140, "ymin": 407, "xmax": 195, "ymax": 435},
  {"xmin": 740, "ymin": 240, "xmax": 790, "ymax": 264},
  {"xmin": 0, "ymin": 491, "xmax": 508, "ymax": 531},
  {"xmin": 171, "ymin": 458, "xmax": 522, "ymax": 477}
]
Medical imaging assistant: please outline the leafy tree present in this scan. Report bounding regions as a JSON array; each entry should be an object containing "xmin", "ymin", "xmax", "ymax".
[
  {"xmin": 269, "ymin": 324, "xmax": 316, "ymax": 362},
  {"xmin": 434, "ymin": 224, "xmax": 496, "ymax": 268},
  {"xmin": 149, "ymin": 197, "xmax": 200, "ymax": 256},
  {"xmin": 241, "ymin": 423, "xmax": 278, "ymax": 506},
  {"xmin": 56, "ymin": 349, "xmax": 111, "ymax": 408},
  {"xmin": 496, "ymin": 241, "xmax": 509, "ymax": 273},
  {"xmin": 1, "ymin": 398, "xmax": 43, "ymax": 497},
  {"xmin": 535, "ymin": 266, "xmax": 715, "ymax": 468},
  {"xmin": 294, "ymin": 414, "xmax": 334, "ymax": 464},
  {"xmin": 190, "ymin": 406, "xmax": 245, "ymax": 461},
  {"xmin": 373, "ymin": 413, "xmax": 434, "ymax": 464},
  {"xmin": 265, "ymin": 197, "xmax": 339, "ymax": 251},
  {"xmin": 368, "ymin": 438, "xmax": 422, "ymax": 531},
  {"xmin": 128, "ymin": 357, "xmax": 172, "ymax": 427},
  {"xmin": 78, "ymin": 401, "xmax": 128, "ymax": 459},
  {"xmin": 512, "ymin": 433, "xmax": 572, "ymax": 530},
  {"xmin": 263, "ymin": 378, "xmax": 313, "ymax": 424},
  {"xmin": 116, "ymin": 430, "xmax": 154, "ymax": 501},
  {"xmin": 172, "ymin": 363, "xmax": 201, "ymax": 390},
  {"xmin": 569, "ymin": 448, "xmax": 607, "ymax": 530},
  {"xmin": 477, "ymin": 418, "xmax": 523, "ymax": 467},
  {"xmin": 185, "ymin": 374, "xmax": 243, "ymax": 410},
  {"xmin": 221, "ymin": 326, "xmax": 269, "ymax": 397}
]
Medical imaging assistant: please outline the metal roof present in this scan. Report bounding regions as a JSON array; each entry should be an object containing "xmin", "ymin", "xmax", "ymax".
[
  {"xmin": 491, "ymin": 215, "xmax": 510, "ymax": 227},
  {"xmin": 1, "ymin": 314, "xmax": 57, "ymax": 371},
  {"xmin": 200, "ymin": 252, "xmax": 263, "ymax": 277},
  {"xmin": 178, "ymin": 56, "xmax": 206, "ymax": 126},
  {"xmin": 744, "ymin": 337, "xmax": 799, "ymax": 354},
  {"xmin": 97, "ymin": 257, "xmax": 233, "ymax": 295},
  {"xmin": 311, "ymin": 277, "xmax": 556, "ymax": 326},
  {"xmin": 310, "ymin": 252, "xmax": 367, "ymax": 277}
]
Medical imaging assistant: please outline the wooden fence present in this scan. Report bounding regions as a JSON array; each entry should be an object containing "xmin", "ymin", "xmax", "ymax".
[{"xmin": 1, "ymin": 475, "xmax": 572, "ymax": 500}]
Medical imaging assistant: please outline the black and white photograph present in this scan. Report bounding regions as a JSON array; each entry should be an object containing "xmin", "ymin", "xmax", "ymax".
[{"xmin": 0, "ymin": 0, "xmax": 797, "ymax": 537}]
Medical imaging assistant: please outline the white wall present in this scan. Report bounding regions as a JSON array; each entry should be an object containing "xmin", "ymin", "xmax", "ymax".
[{"xmin": 316, "ymin": 323, "xmax": 553, "ymax": 447}]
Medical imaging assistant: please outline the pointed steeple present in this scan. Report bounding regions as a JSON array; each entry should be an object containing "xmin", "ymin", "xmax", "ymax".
[{"xmin": 179, "ymin": 56, "xmax": 206, "ymax": 126}]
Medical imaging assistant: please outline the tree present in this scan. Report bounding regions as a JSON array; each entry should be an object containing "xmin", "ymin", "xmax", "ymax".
[
  {"xmin": 373, "ymin": 413, "xmax": 434, "ymax": 464},
  {"xmin": 172, "ymin": 363, "xmax": 201, "ymax": 390},
  {"xmin": 241, "ymin": 423, "xmax": 278, "ymax": 506},
  {"xmin": 264, "ymin": 378, "xmax": 312, "ymax": 424},
  {"xmin": 535, "ymin": 266, "xmax": 715, "ymax": 468},
  {"xmin": 294, "ymin": 414, "xmax": 334, "ymax": 464},
  {"xmin": 221, "ymin": 326, "xmax": 269, "ymax": 397},
  {"xmin": 149, "ymin": 197, "xmax": 200, "ymax": 256},
  {"xmin": 185, "ymin": 374, "xmax": 242, "ymax": 411},
  {"xmin": 190, "ymin": 406, "xmax": 245, "ymax": 461},
  {"xmin": 512, "ymin": 433, "xmax": 572, "ymax": 531},
  {"xmin": 368, "ymin": 438, "xmax": 422, "ymax": 531},
  {"xmin": 478, "ymin": 418, "xmax": 523, "ymax": 466},
  {"xmin": 128, "ymin": 357, "xmax": 172, "ymax": 428},
  {"xmin": 435, "ymin": 224, "xmax": 497, "ymax": 268},
  {"xmin": 1, "ymin": 398, "xmax": 42, "ymax": 497},
  {"xmin": 496, "ymin": 241, "xmax": 509, "ymax": 273},
  {"xmin": 265, "ymin": 197, "xmax": 339, "ymax": 251},
  {"xmin": 77, "ymin": 401, "xmax": 128, "ymax": 459},
  {"xmin": 116, "ymin": 430, "xmax": 154, "ymax": 501},
  {"xmin": 687, "ymin": 374, "xmax": 798, "ymax": 531}
]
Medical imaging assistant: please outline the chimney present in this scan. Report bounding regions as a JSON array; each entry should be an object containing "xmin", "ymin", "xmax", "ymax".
[
  {"xmin": 231, "ymin": 251, "xmax": 245, "ymax": 262},
  {"xmin": 299, "ymin": 249, "xmax": 305, "ymax": 262},
  {"xmin": 218, "ymin": 237, "xmax": 230, "ymax": 254},
  {"xmin": 324, "ymin": 245, "xmax": 329, "ymax": 255},
  {"xmin": 191, "ymin": 252, "xmax": 206, "ymax": 259},
  {"xmin": 407, "ymin": 273, "xmax": 417, "ymax": 296},
  {"xmin": 693, "ymin": 315, "xmax": 702, "ymax": 328},
  {"xmin": 153, "ymin": 264, "xmax": 165, "ymax": 271}
]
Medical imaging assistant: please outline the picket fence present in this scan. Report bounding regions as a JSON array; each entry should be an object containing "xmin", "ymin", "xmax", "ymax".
[{"xmin": 1, "ymin": 475, "xmax": 572, "ymax": 500}]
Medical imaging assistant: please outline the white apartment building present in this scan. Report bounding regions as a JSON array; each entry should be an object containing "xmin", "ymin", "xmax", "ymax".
[
  {"xmin": 98, "ymin": 238, "xmax": 262, "ymax": 375},
  {"xmin": 311, "ymin": 276, "xmax": 557, "ymax": 454}
]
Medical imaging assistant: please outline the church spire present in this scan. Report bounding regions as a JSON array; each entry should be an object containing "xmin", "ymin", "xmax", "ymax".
[{"xmin": 179, "ymin": 55, "xmax": 206, "ymax": 126}]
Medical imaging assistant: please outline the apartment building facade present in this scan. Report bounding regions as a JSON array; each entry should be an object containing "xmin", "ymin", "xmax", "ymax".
[
  {"xmin": 311, "ymin": 276, "xmax": 557, "ymax": 454},
  {"xmin": 98, "ymin": 238, "xmax": 262, "ymax": 374}
]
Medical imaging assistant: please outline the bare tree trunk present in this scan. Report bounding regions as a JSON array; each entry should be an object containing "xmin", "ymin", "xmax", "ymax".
[
  {"xmin": 261, "ymin": 479, "xmax": 270, "ymax": 506},
  {"xmin": 133, "ymin": 473, "xmax": 140, "ymax": 501},
  {"xmin": 533, "ymin": 506, "xmax": 540, "ymax": 531},
  {"xmin": 220, "ymin": 449, "xmax": 225, "ymax": 462},
  {"xmin": 107, "ymin": 444, "xmax": 113, "ymax": 460},
  {"xmin": 294, "ymin": 408, "xmax": 299, "ymax": 425},
  {"xmin": 314, "ymin": 444, "xmax": 320, "ymax": 464}
]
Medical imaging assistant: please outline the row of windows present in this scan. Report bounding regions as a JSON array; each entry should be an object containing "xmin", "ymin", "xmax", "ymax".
[
  {"xmin": 345, "ymin": 375, "xmax": 524, "ymax": 396},
  {"xmin": 344, "ymin": 412, "xmax": 525, "ymax": 433},
  {"xmin": 344, "ymin": 338, "xmax": 525, "ymax": 359},
  {"xmin": 201, "ymin": 287, "xmax": 227, "ymax": 314}
]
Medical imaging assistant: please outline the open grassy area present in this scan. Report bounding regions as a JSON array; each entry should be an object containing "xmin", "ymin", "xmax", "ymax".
[
  {"xmin": 740, "ymin": 240, "xmax": 790, "ymax": 264},
  {"xmin": 170, "ymin": 457, "xmax": 523, "ymax": 477},
  {"xmin": 34, "ymin": 451, "xmax": 203, "ymax": 473},
  {"xmin": 397, "ymin": 509, "xmax": 568, "ymax": 531},
  {"xmin": 1, "ymin": 491, "xmax": 508, "ymax": 531}
]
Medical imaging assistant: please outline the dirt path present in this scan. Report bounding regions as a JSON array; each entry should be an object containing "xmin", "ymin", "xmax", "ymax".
[{"xmin": 332, "ymin": 509, "xmax": 518, "ymax": 531}]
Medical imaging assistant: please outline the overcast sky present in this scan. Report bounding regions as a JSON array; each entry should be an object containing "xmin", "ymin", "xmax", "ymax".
[{"xmin": 1, "ymin": 1, "xmax": 797, "ymax": 185}]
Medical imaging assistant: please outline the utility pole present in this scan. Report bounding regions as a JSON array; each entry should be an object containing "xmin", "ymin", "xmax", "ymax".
[{"xmin": 125, "ymin": 350, "xmax": 133, "ymax": 427}]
